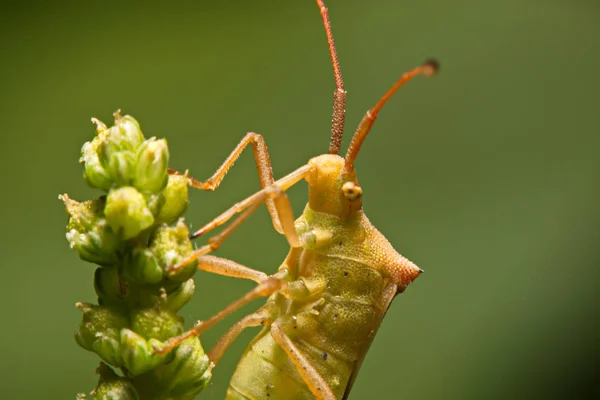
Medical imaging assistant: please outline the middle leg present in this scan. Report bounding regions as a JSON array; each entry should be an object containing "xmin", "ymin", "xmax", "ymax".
[
  {"xmin": 154, "ymin": 271, "xmax": 287, "ymax": 355},
  {"xmin": 196, "ymin": 255, "xmax": 268, "ymax": 284}
]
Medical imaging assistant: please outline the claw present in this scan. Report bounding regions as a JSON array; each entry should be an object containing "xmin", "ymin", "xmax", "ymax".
[{"xmin": 152, "ymin": 344, "xmax": 167, "ymax": 355}]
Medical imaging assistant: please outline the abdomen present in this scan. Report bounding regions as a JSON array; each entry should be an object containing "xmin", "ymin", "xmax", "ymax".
[
  {"xmin": 227, "ymin": 324, "xmax": 362, "ymax": 400},
  {"xmin": 228, "ymin": 255, "xmax": 388, "ymax": 399},
  {"xmin": 227, "ymin": 296, "xmax": 385, "ymax": 397},
  {"xmin": 227, "ymin": 329, "xmax": 320, "ymax": 399}
]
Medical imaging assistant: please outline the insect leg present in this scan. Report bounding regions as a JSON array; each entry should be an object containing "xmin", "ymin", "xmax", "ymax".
[
  {"xmin": 197, "ymin": 255, "xmax": 268, "ymax": 284},
  {"xmin": 154, "ymin": 275, "xmax": 284, "ymax": 355},
  {"xmin": 190, "ymin": 163, "xmax": 311, "ymax": 240},
  {"xmin": 169, "ymin": 164, "xmax": 311, "ymax": 274},
  {"xmin": 168, "ymin": 132, "xmax": 284, "ymax": 233},
  {"xmin": 208, "ymin": 309, "xmax": 271, "ymax": 366},
  {"xmin": 271, "ymin": 322, "xmax": 336, "ymax": 400},
  {"xmin": 169, "ymin": 199, "xmax": 263, "ymax": 275}
]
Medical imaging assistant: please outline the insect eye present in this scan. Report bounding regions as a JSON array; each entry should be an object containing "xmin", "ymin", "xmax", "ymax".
[{"xmin": 342, "ymin": 181, "xmax": 362, "ymax": 201}]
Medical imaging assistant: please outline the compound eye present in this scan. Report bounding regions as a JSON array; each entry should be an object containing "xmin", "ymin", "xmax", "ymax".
[{"xmin": 342, "ymin": 181, "xmax": 362, "ymax": 201}]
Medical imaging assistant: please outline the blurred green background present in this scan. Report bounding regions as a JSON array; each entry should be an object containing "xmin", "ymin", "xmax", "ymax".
[{"xmin": 1, "ymin": 0, "xmax": 598, "ymax": 398}]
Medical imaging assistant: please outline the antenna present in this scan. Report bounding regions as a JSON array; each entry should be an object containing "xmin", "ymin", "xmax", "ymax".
[
  {"xmin": 343, "ymin": 59, "xmax": 439, "ymax": 173},
  {"xmin": 315, "ymin": 0, "xmax": 346, "ymax": 155}
]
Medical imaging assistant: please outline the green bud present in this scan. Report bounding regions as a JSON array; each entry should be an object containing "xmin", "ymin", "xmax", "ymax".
[
  {"xmin": 162, "ymin": 338, "xmax": 212, "ymax": 399},
  {"xmin": 114, "ymin": 112, "xmax": 144, "ymax": 150},
  {"xmin": 150, "ymin": 220, "xmax": 197, "ymax": 282},
  {"xmin": 130, "ymin": 306, "xmax": 184, "ymax": 342},
  {"xmin": 92, "ymin": 363, "xmax": 140, "ymax": 400},
  {"xmin": 75, "ymin": 303, "xmax": 128, "ymax": 367},
  {"xmin": 164, "ymin": 279, "xmax": 195, "ymax": 312},
  {"xmin": 134, "ymin": 338, "xmax": 212, "ymax": 400},
  {"xmin": 61, "ymin": 195, "xmax": 121, "ymax": 265},
  {"xmin": 98, "ymin": 138, "xmax": 136, "ymax": 187},
  {"xmin": 155, "ymin": 175, "xmax": 189, "ymax": 225},
  {"xmin": 134, "ymin": 138, "xmax": 169, "ymax": 193},
  {"xmin": 120, "ymin": 329, "xmax": 168, "ymax": 376},
  {"xmin": 93, "ymin": 338, "xmax": 123, "ymax": 374},
  {"xmin": 61, "ymin": 194, "xmax": 104, "ymax": 231},
  {"xmin": 79, "ymin": 140, "xmax": 114, "ymax": 190},
  {"xmin": 65, "ymin": 227, "xmax": 120, "ymax": 266},
  {"xmin": 81, "ymin": 116, "xmax": 139, "ymax": 191},
  {"xmin": 105, "ymin": 187, "xmax": 154, "ymax": 240},
  {"xmin": 94, "ymin": 266, "xmax": 125, "ymax": 306},
  {"xmin": 144, "ymin": 193, "xmax": 166, "ymax": 218},
  {"xmin": 123, "ymin": 247, "xmax": 163, "ymax": 285},
  {"xmin": 80, "ymin": 114, "xmax": 149, "ymax": 191}
]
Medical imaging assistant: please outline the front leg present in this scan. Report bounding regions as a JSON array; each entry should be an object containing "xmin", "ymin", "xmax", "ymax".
[
  {"xmin": 169, "ymin": 164, "xmax": 311, "ymax": 274},
  {"xmin": 169, "ymin": 131, "xmax": 284, "ymax": 233}
]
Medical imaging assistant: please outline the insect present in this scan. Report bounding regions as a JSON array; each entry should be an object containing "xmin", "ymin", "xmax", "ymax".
[{"xmin": 157, "ymin": 1, "xmax": 439, "ymax": 398}]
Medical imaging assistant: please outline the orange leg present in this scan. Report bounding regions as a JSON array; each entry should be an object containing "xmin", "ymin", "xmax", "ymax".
[
  {"xmin": 154, "ymin": 274, "xmax": 286, "ymax": 355},
  {"xmin": 169, "ymin": 164, "xmax": 311, "ymax": 274},
  {"xmin": 270, "ymin": 322, "xmax": 336, "ymax": 400},
  {"xmin": 169, "ymin": 132, "xmax": 284, "ymax": 233},
  {"xmin": 207, "ymin": 309, "xmax": 271, "ymax": 366},
  {"xmin": 196, "ymin": 255, "xmax": 267, "ymax": 284}
]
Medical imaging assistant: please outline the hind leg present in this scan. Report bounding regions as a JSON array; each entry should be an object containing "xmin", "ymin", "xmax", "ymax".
[{"xmin": 270, "ymin": 322, "xmax": 336, "ymax": 400}]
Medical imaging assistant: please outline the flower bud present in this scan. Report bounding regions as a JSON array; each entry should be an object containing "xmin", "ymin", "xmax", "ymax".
[
  {"xmin": 98, "ymin": 138, "xmax": 136, "ymax": 187},
  {"xmin": 81, "ymin": 140, "xmax": 114, "ymax": 191},
  {"xmin": 155, "ymin": 175, "xmax": 189, "ymax": 225},
  {"xmin": 61, "ymin": 194, "xmax": 104, "ymax": 231},
  {"xmin": 134, "ymin": 138, "xmax": 169, "ymax": 194},
  {"xmin": 164, "ymin": 279, "xmax": 195, "ymax": 312},
  {"xmin": 61, "ymin": 195, "xmax": 121, "ymax": 265},
  {"xmin": 114, "ymin": 112, "xmax": 144, "ymax": 150},
  {"xmin": 65, "ymin": 228, "xmax": 121, "ymax": 266},
  {"xmin": 130, "ymin": 306, "xmax": 184, "ymax": 341},
  {"xmin": 92, "ymin": 363, "xmax": 140, "ymax": 400},
  {"xmin": 123, "ymin": 247, "xmax": 163, "ymax": 285},
  {"xmin": 135, "ymin": 338, "xmax": 212, "ymax": 399},
  {"xmin": 75, "ymin": 303, "xmax": 128, "ymax": 367},
  {"xmin": 120, "ymin": 329, "xmax": 168, "ymax": 376},
  {"xmin": 105, "ymin": 187, "xmax": 154, "ymax": 240},
  {"xmin": 150, "ymin": 220, "xmax": 197, "ymax": 282},
  {"xmin": 145, "ymin": 193, "xmax": 166, "ymax": 218},
  {"xmin": 81, "ymin": 116, "xmax": 139, "ymax": 191}
]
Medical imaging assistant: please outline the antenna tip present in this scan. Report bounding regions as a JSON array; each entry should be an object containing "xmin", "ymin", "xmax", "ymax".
[{"xmin": 422, "ymin": 58, "xmax": 440, "ymax": 77}]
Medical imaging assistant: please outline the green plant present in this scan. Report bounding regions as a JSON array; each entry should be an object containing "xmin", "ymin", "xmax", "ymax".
[{"xmin": 61, "ymin": 111, "xmax": 212, "ymax": 399}]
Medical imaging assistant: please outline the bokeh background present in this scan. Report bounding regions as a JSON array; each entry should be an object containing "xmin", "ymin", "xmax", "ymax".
[{"xmin": 1, "ymin": 0, "xmax": 598, "ymax": 398}]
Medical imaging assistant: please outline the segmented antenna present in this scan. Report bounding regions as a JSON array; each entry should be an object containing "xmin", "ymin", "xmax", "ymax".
[
  {"xmin": 343, "ymin": 59, "xmax": 439, "ymax": 173},
  {"xmin": 315, "ymin": 0, "xmax": 346, "ymax": 155}
]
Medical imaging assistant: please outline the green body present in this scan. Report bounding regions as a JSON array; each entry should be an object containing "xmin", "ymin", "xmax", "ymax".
[{"xmin": 226, "ymin": 155, "xmax": 422, "ymax": 400}]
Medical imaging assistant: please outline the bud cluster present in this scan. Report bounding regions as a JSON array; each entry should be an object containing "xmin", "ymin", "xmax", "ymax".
[{"xmin": 61, "ymin": 111, "xmax": 211, "ymax": 399}]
